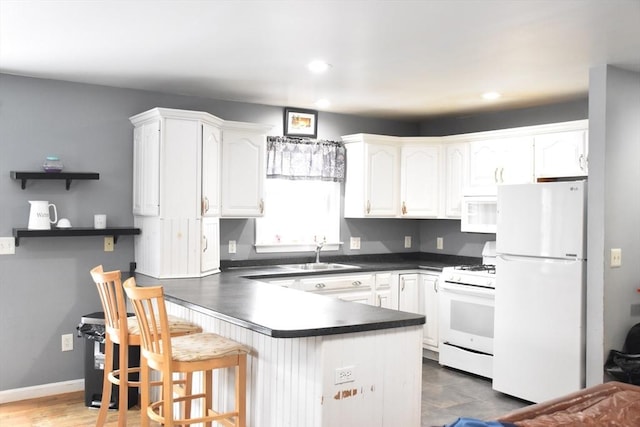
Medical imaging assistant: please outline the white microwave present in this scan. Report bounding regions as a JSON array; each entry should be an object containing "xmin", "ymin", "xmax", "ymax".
[{"xmin": 461, "ymin": 196, "xmax": 497, "ymax": 233}]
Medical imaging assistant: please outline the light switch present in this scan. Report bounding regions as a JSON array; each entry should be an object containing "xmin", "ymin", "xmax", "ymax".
[
  {"xmin": 350, "ymin": 237, "xmax": 361, "ymax": 250},
  {"xmin": 611, "ymin": 248, "xmax": 622, "ymax": 267}
]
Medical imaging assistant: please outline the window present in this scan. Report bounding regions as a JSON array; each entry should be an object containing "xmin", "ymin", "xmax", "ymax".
[{"xmin": 255, "ymin": 179, "xmax": 341, "ymax": 253}]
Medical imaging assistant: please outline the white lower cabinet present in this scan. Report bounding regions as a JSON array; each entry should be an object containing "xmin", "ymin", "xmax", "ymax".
[
  {"xmin": 265, "ymin": 269, "xmax": 438, "ymax": 353},
  {"xmin": 421, "ymin": 272, "xmax": 439, "ymax": 351},
  {"xmin": 393, "ymin": 272, "xmax": 439, "ymax": 352}
]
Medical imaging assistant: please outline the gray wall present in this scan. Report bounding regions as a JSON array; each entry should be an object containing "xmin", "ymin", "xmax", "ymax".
[
  {"xmin": 419, "ymin": 98, "xmax": 588, "ymax": 135},
  {"xmin": 0, "ymin": 73, "xmax": 418, "ymax": 391},
  {"xmin": 586, "ymin": 65, "xmax": 640, "ymax": 385}
]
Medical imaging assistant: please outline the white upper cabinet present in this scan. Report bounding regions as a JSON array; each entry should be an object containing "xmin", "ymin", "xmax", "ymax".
[
  {"xmin": 132, "ymin": 120, "xmax": 161, "ymax": 216},
  {"xmin": 343, "ymin": 134, "xmax": 400, "ymax": 218},
  {"xmin": 534, "ymin": 129, "xmax": 588, "ymax": 178},
  {"xmin": 400, "ymin": 143, "xmax": 441, "ymax": 218},
  {"xmin": 443, "ymin": 141, "xmax": 469, "ymax": 218},
  {"xmin": 130, "ymin": 108, "xmax": 270, "ymax": 278},
  {"xmin": 220, "ymin": 122, "xmax": 270, "ymax": 217},
  {"xmin": 467, "ymin": 136, "xmax": 534, "ymax": 194},
  {"xmin": 201, "ymin": 123, "xmax": 221, "ymax": 217}
]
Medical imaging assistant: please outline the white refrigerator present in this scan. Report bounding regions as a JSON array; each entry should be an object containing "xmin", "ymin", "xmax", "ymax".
[{"xmin": 493, "ymin": 180, "xmax": 586, "ymax": 403}]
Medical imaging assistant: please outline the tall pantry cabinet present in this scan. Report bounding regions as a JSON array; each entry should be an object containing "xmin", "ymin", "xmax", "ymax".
[{"xmin": 130, "ymin": 108, "xmax": 270, "ymax": 278}]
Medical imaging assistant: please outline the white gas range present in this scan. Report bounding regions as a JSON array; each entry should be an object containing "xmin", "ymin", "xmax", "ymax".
[{"xmin": 438, "ymin": 243, "xmax": 496, "ymax": 378}]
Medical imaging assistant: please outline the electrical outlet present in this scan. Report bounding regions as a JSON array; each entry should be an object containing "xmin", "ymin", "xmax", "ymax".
[
  {"xmin": 404, "ymin": 236, "xmax": 412, "ymax": 248},
  {"xmin": 350, "ymin": 237, "xmax": 361, "ymax": 250},
  {"xmin": 611, "ymin": 248, "xmax": 622, "ymax": 267},
  {"xmin": 335, "ymin": 366, "xmax": 355, "ymax": 384},
  {"xmin": 0, "ymin": 237, "xmax": 15, "ymax": 255},
  {"xmin": 436, "ymin": 237, "xmax": 444, "ymax": 250},
  {"xmin": 104, "ymin": 236, "xmax": 114, "ymax": 252},
  {"xmin": 61, "ymin": 334, "xmax": 74, "ymax": 352},
  {"xmin": 228, "ymin": 240, "xmax": 237, "ymax": 254}
]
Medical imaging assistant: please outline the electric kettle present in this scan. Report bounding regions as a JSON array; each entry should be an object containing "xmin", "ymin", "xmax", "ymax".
[{"xmin": 28, "ymin": 201, "xmax": 58, "ymax": 230}]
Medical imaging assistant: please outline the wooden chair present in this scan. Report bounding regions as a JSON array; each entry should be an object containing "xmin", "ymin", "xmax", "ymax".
[
  {"xmin": 123, "ymin": 277, "xmax": 249, "ymax": 427},
  {"xmin": 89, "ymin": 265, "xmax": 202, "ymax": 427}
]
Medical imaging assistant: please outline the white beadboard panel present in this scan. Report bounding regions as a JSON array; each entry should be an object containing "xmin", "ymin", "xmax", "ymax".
[
  {"xmin": 165, "ymin": 302, "xmax": 422, "ymax": 427},
  {"xmin": 320, "ymin": 326, "xmax": 423, "ymax": 427}
]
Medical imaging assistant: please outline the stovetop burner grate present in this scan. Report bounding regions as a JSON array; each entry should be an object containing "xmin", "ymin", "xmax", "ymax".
[{"xmin": 454, "ymin": 264, "xmax": 496, "ymax": 274}]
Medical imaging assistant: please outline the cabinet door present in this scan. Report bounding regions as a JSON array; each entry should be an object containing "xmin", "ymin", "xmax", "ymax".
[
  {"xmin": 398, "ymin": 273, "xmax": 420, "ymax": 314},
  {"xmin": 221, "ymin": 129, "xmax": 266, "ymax": 217},
  {"xmin": 401, "ymin": 145, "xmax": 440, "ymax": 218},
  {"xmin": 444, "ymin": 142, "xmax": 468, "ymax": 218},
  {"xmin": 421, "ymin": 273, "xmax": 439, "ymax": 351},
  {"xmin": 468, "ymin": 140, "xmax": 501, "ymax": 193},
  {"xmin": 499, "ymin": 137, "xmax": 534, "ymax": 185},
  {"xmin": 201, "ymin": 123, "xmax": 221, "ymax": 217},
  {"xmin": 133, "ymin": 120, "xmax": 161, "ymax": 216},
  {"xmin": 365, "ymin": 143, "xmax": 399, "ymax": 216},
  {"xmin": 200, "ymin": 217, "xmax": 220, "ymax": 274},
  {"xmin": 534, "ymin": 130, "xmax": 588, "ymax": 178}
]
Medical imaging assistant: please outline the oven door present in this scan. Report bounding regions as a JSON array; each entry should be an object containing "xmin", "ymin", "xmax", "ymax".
[{"xmin": 439, "ymin": 280, "xmax": 494, "ymax": 355}]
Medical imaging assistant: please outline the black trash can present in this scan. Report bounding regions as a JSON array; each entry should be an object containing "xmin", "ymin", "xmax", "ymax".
[{"xmin": 77, "ymin": 312, "xmax": 139, "ymax": 409}]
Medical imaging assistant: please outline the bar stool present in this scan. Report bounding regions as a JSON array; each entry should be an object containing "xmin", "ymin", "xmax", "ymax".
[
  {"xmin": 123, "ymin": 277, "xmax": 250, "ymax": 427},
  {"xmin": 90, "ymin": 265, "xmax": 203, "ymax": 427}
]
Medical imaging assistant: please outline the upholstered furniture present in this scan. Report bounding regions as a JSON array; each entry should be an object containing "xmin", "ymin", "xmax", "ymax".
[
  {"xmin": 89, "ymin": 266, "xmax": 202, "ymax": 427},
  {"xmin": 123, "ymin": 276, "xmax": 250, "ymax": 427}
]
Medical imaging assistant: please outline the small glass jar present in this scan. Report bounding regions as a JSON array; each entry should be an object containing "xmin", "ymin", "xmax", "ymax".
[{"xmin": 42, "ymin": 156, "xmax": 64, "ymax": 173}]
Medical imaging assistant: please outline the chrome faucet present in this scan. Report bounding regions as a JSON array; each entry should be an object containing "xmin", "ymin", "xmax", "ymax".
[{"xmin": 315, "ymin": 240, "xmax": 325, "ymax": 263}]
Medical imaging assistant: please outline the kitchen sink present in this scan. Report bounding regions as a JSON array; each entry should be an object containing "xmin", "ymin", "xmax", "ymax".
[{"xmin": 280, "ymin": 262, "xmax": 360, "ymax": 271}]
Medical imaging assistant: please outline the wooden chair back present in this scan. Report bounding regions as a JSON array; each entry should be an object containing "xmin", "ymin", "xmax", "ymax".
[
  {"xmin": 89, "ymin": 265, "xmax": 128, "ymax": 345},
  {"xmin": 122, "ymin": 277, "xmax": 173, "ymax": 370}
]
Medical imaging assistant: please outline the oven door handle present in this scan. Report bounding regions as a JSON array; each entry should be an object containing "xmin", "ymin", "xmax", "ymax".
[{"xmin": 440, "ymin": 283, "xmax": 494, "ymax": 298}]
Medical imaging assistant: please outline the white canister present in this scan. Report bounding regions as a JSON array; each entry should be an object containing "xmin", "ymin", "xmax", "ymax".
[{"xmin": 94, "ymin": 214, "xmax": 107, "ymax": 229}]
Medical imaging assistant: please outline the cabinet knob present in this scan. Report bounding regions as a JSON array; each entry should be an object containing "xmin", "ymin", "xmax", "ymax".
[
  {"xmin": 352, "ymin": 281, "xmax": 362, "ymax": 287},
  {"xmin": 402, "ymin": 201, "xmax": 407, "ymax": 215},
  {"xmin": 494, "ymin": 168, "xmax": 499, "ymax": 183},
  {"xmin": 259, "ymin": 199, "xmax": 265, "ymax": 214},
  {"xmin": 202, "ymin": 235, "xmax": 208, "ymax": 252},
  {"xmin": 366, "ymin": 200, "xmax": 371, "ymax": 214},
  {"xmin": 499, "ymin": 167, "xmax": 505, "ymax": 183},
  {"xmin": 315, "ymin": 283, "xmax": 326, "ymax": 289}
]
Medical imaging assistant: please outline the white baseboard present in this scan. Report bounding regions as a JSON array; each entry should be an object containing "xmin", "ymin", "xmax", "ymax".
[{"xmin": 0, "ymin": 379, "xmax": 84, "ymax": 404}]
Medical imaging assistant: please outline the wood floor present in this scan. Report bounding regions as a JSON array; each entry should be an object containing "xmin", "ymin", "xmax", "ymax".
[
  {"xmin": 0, "ymin": 391, "xmax": 158, "ymax": 427},
  {"xmin": 0, "ymin": 360, "xmax": 527, "ymax": 426}
]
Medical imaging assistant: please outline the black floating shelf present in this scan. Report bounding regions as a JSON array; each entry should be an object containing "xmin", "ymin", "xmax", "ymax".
[
  {"xmin": 12, "ymin": 227, "xmax": 141, "ymax": 247},
  {"xmin": 10, "ymin": 171, "xmax": 100, "ymax": 190}
]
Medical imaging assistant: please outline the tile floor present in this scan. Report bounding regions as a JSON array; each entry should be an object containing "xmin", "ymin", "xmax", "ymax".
[{"xmin": 421, "ymin": 358, "xmax": 530, "ymax": 427}]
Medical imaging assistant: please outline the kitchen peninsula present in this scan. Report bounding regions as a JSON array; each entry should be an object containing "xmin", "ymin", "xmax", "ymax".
[{"xmin": 134, "ymin": 263, "xmax": 427, "ymax": 427}]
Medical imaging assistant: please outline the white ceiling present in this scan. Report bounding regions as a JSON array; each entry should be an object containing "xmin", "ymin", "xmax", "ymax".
[{"xmin": 1, "ymin": 0, "xmax": 639, "ymax": 120}]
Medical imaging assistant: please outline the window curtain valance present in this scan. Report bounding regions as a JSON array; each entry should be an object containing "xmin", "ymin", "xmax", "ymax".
[{"xmin": 266, "ymin": 136, "xmax": 346, "ymax": 182}]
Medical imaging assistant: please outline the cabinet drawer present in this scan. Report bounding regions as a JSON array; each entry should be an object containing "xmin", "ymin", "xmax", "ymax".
[
  {"xmin": 297, "ymin": 274, "xmax": 373, "ymax": 292},
  {"xmin": 375, "ymin": 272, "xmax": 392, "ymax": 289}
]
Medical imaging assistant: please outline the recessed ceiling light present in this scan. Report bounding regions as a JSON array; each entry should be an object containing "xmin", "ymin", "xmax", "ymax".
[
  {"xmin": 308, "ymin": 60, "xmax": 331, "ymax": 74},
  {"xmin": 482, "ymin": 92, "xmax": 501, "ymax": 101},
  {"xmin": 315, "ymin": 99, "xmax": 330, "ymax": 109}
]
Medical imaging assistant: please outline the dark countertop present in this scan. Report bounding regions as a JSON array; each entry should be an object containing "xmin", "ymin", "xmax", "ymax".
[{"xmin": 135, "ymin": 253, "xmax": 479, "ymax": 339}]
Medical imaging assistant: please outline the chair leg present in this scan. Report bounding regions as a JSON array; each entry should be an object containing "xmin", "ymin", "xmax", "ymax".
[
  {"xmin": 140, "ymin": 356, "xmax": 150, "ymax": 427},
  {"xmin": 96, "ymin": 337, "xmax": 113, "ymax": 427},
  {"xmin": 184, "ymin": 372, "xmax": 193, "ymax": 424},
  {"xmin": 118, "ymin": 341, "xmax": 129, "ymax": 427},
  {"xmin": 237, "ymin": 354, "xmax": 247, "ymax": 427},
  {"xmin": 163, "ymin": 371, "xmax": 174, "ymax": 427},
  {"xmin": 204, "ymin": 370, "xmax": 212, "ymax": 427}
]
